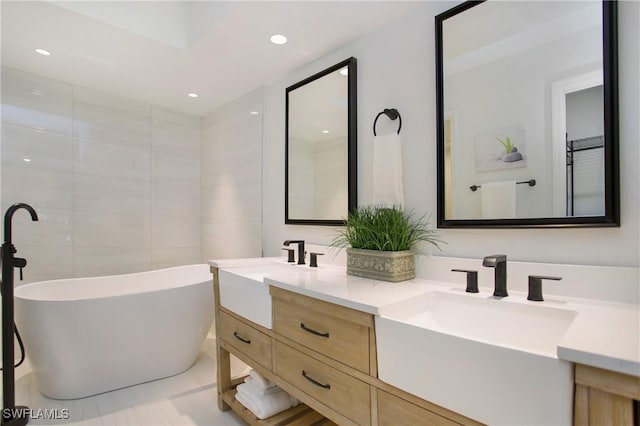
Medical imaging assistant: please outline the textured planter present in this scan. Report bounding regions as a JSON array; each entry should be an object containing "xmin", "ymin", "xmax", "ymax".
[{"xmin": 346, "ymin": 248, "xmax": 415, "ymax": 282}]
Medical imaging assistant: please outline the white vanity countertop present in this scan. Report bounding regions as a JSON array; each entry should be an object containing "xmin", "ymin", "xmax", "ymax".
[
  {"xmin": 264, "ymin": 266, "xmax": 640, "ymax": 377},
  {"xmin": 264, "ymin": 265, "xmax": 453, "ymax": 314},
  {"xmin": 556, "ymin": 299, "xmax": 640, "ymax": 377},
  {"xmin": 210, "ymin": 257, "xmax": 639, "ymax": 377}
]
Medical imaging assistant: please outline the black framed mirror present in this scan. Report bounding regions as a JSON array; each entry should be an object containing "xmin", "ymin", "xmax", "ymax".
[
  {"xmin": 436, "ymin": 1, "xmax": 619, "ymax": 228},
  {"xmin": 285, "ymin": 57, "xmax": 357, "ymax": 226}
]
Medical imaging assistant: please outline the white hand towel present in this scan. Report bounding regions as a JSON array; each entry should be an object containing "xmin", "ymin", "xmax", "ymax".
[
  {"xmin": 235, "ymin": 383, "xmax": 296, "ymax": 420},
  {"xmin": 481, "ymin": 181, "xmax": 516, "ymax": 219},
  {"xmin": 372, "ymin": 133, "xmax": 404, "ymax": 207},
  {"xmin": 248, "ymin": 369, "xmax": 276, "ymax": 390}
]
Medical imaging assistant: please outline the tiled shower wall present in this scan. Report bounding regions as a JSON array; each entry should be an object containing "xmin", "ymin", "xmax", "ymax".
[
  {"xmin": 201, "ymin": 89, "xmax": 263, "ymax": 260},
  {"xmin": 1, "ymin": 68, "xmax": 202, "ymax": 282}
]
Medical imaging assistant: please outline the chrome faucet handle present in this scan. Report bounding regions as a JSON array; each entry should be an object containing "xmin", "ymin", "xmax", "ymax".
[
  {"xmin": 527, "ymin": 275, "xmax": 562, "ymax": 302},
  {"xmin": 451, "ymin": 269, "xmax": 479, "ymax": 293}
]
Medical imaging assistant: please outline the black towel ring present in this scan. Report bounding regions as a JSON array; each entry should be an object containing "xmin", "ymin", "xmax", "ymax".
[{"xmin": 373, "ymin": 108, "xmax": 402, "ymax": 136}]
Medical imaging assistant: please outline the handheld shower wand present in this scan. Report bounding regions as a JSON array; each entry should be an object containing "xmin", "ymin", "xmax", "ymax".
[{"xmin": 2, "ymin": 203, "xmax": 38, "ymax": 426}]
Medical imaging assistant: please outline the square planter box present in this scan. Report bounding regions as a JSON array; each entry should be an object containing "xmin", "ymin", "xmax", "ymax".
[{"xmin": 346, "ymin": 248, "xmax": 415, "ymax": 282}]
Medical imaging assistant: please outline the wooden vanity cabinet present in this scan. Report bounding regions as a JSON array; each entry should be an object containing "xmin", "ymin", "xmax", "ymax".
[
  {"xmin": 271, "ymin": 287, "xmax": 376, "ymax": 425},
  {"xmin": 213, "ymin": 266, "xmax": 340, "ymax": 425},
  {"xmin": 212, "ymin": 266, "xmax": 483, "ymax": 426},
  {"xmin": 218, "ymin": 310, "xmax": 273, "ymax": 370},
  {"xmin": 574, "ymin": 364, "xmax": 640, "ymax": 426},
  {"xmin": 376, "ymin": 390, "xmax": 458, "ymax": 426},
  {"xmin": 270, "ymin": 286, "xmax": 376, "ymax": 375},
  {"xmin": 275, "ymin": 341, "xmax": 371, "ymax": 425}
]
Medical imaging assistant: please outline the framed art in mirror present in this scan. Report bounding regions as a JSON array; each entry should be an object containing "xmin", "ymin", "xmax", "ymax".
[
  {"xmin": 285, "ymin": 57, "xmax": 357, "ymax": 226},
  {"xmin": 436, "ymin": 1, "xmax": 619, "ymax": 228}
]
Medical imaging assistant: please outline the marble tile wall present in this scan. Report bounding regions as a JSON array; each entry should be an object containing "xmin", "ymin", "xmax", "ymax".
[
  {"xmin": 1, "ymin": 68, "xmax": 202, "ymax": 282},
  {"xmin": 201, "ymin": 88, "xmax": 263, "ymax": 261}
]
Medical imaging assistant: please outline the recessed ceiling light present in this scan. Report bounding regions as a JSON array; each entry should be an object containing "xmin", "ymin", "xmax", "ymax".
[
  {"xmin": 322, "ymin": 130, "xmax": 330, "ymax": 134},
  {"xmin": 188, "ymin": 93, "xmax": 199, "ymax": 98},
  {"xmin": 340, "ymin": 68, "xmax": 349, "ymax": 76},
  {"xmin": 35, "ymin": 48, "xmax": 51, "ymax": 56},
  {"xmin": 23, "ymin": 158, "xmax": 32, "ymax": 162},
  {"xmin": 270, "ymin": 34, "xmax": 287, "ymax": 45},
  {"xmin": 250, "ymin": 111, "xmax": 259, "ymax": 115}
]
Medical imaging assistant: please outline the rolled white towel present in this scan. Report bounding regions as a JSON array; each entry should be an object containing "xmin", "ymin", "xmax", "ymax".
[
  {"xmin": 235, "ymin": 383, "xmax": 296, "ymax": 420},
  {"xmin": 248, "ymin": 369, "xmax": 277, "ymax": 390},
  {"xmin": 244, "ymin": 376, "xmax": 281, "ymax": 396},
  {"xmin": 235, "ymin": 391, "xmax": 258, "ymax": 415}
]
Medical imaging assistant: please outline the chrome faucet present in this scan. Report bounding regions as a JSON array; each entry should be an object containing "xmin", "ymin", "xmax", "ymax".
[
  {"xmin": 282, "ymin": 240, "xmax": 305, "ymax": 265},
  {"xmin": 482, "ymin": 254, "xmax": 508, "ymax": 297}
]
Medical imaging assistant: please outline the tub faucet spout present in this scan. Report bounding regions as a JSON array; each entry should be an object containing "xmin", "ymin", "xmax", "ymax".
[
  {"xmin": 283, "ymin": 240, "xmax": 305, "ymax": 265},
  {"xmin": 482, "ymin": 254, "xmax": 508, "ymax": 297}
]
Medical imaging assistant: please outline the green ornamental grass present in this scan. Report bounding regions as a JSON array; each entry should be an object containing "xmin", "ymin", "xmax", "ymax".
[{"xmin": 332, "ymin": 205, "xmax": 443, "ymax": 253}]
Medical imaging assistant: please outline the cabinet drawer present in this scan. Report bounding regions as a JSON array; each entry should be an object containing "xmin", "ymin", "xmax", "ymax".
[
  {"xmin": 276, "ymin": 342, "xmax": 370, "ymax": 426},
  {"xmin": 218, "ymin": 311, "xmax": 272, "ymax": 370},
  {"xmin": 271, "ymin": 287, "xmax": 373, "ymax": 373},
  {"xmin": 378, "ymin": 390, "xmax": 459, "ymax": 426}
]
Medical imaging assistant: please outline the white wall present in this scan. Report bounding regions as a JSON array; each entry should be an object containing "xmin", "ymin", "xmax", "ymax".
[
  {"xmin": 263, "ymin": 1, "xmax": 639, "ymax": 268},
  {"xmin": 1, "ymin": 67, "xmax": 202, "ymax": 282},
  {"xmin": 566, "ymin": 85, "xmax": 604, "ymax": 141},
  {"xmin": 201, "ymin": 88, "xmax": 263, "ymax": 260}
]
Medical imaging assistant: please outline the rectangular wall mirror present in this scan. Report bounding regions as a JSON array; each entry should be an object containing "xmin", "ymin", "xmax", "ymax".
[
  {"xmin": 285, "ymin": 57, "xmax": 357, "ymax": 225},
  {"xmin": 436, "ymin": 1, "xmax": 619, "ymax": 228}
]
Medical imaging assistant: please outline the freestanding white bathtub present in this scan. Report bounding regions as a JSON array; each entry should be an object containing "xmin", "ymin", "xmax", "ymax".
[{"xmin": 15, "ymin": 264, "xmax": 213, "ymax": 399}]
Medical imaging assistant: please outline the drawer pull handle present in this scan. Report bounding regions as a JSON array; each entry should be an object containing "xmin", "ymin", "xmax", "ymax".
[
  {"xmin": 300, "ymin": 323, "xmax": 330, "ymax": 338},
  {"xmin": 302, "ymin": 370, "xmax": 331, "ymax": 389},
  {"xmin": 233, "ymin": 331, "xmax": 251, "ymax": 344}
]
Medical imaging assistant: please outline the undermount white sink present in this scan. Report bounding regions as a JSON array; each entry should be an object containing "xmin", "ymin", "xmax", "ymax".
[
  {"xmin": 376, "ymin": 290, "xmax": 578, "ymax": 425},
  {"xmin": 218, "ymin": 262, "xmax": 298, "ymax": 329}
]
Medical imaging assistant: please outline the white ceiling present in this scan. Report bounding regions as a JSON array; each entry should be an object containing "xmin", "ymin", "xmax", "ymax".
[{"xmin": 1, "ymin": 1, "xmax": 422, "ymax": 117}]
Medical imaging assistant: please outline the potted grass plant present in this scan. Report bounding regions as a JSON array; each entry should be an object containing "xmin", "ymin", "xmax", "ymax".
[{"xmin": 331, "ymin": 205, "xmax": 443, "ymax": 282}]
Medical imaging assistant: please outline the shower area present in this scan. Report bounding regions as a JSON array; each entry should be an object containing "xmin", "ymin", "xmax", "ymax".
[{"xmin": 0, "ymin": 66, "xmax": 264, "ymax": 284}]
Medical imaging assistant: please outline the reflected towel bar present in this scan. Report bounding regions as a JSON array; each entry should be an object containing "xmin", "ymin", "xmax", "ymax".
[{"xmin": 470, "ymin": 179, "xmax": 536, "ymax": 192}]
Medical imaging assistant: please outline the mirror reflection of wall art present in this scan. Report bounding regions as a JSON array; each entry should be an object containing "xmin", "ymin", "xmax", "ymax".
[{"xmin": 474, "ymin": 125, "xmax": 526, "ymax": 172}]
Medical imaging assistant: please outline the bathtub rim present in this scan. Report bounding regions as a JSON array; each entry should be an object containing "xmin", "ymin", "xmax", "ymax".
[{"xmin": 15, "ymin": 263, "xmax": 212, "ymax": 302}]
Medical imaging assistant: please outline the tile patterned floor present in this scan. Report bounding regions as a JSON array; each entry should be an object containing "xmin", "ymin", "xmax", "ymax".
[{"xmin": 10, "ymin": 334, "xmax": 249, "ymax": 425}]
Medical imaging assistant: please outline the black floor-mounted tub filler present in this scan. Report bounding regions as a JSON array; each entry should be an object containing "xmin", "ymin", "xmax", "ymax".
[{"xmin": 2, "ymin": 203, "xmax": 38, "ymax": 426}]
